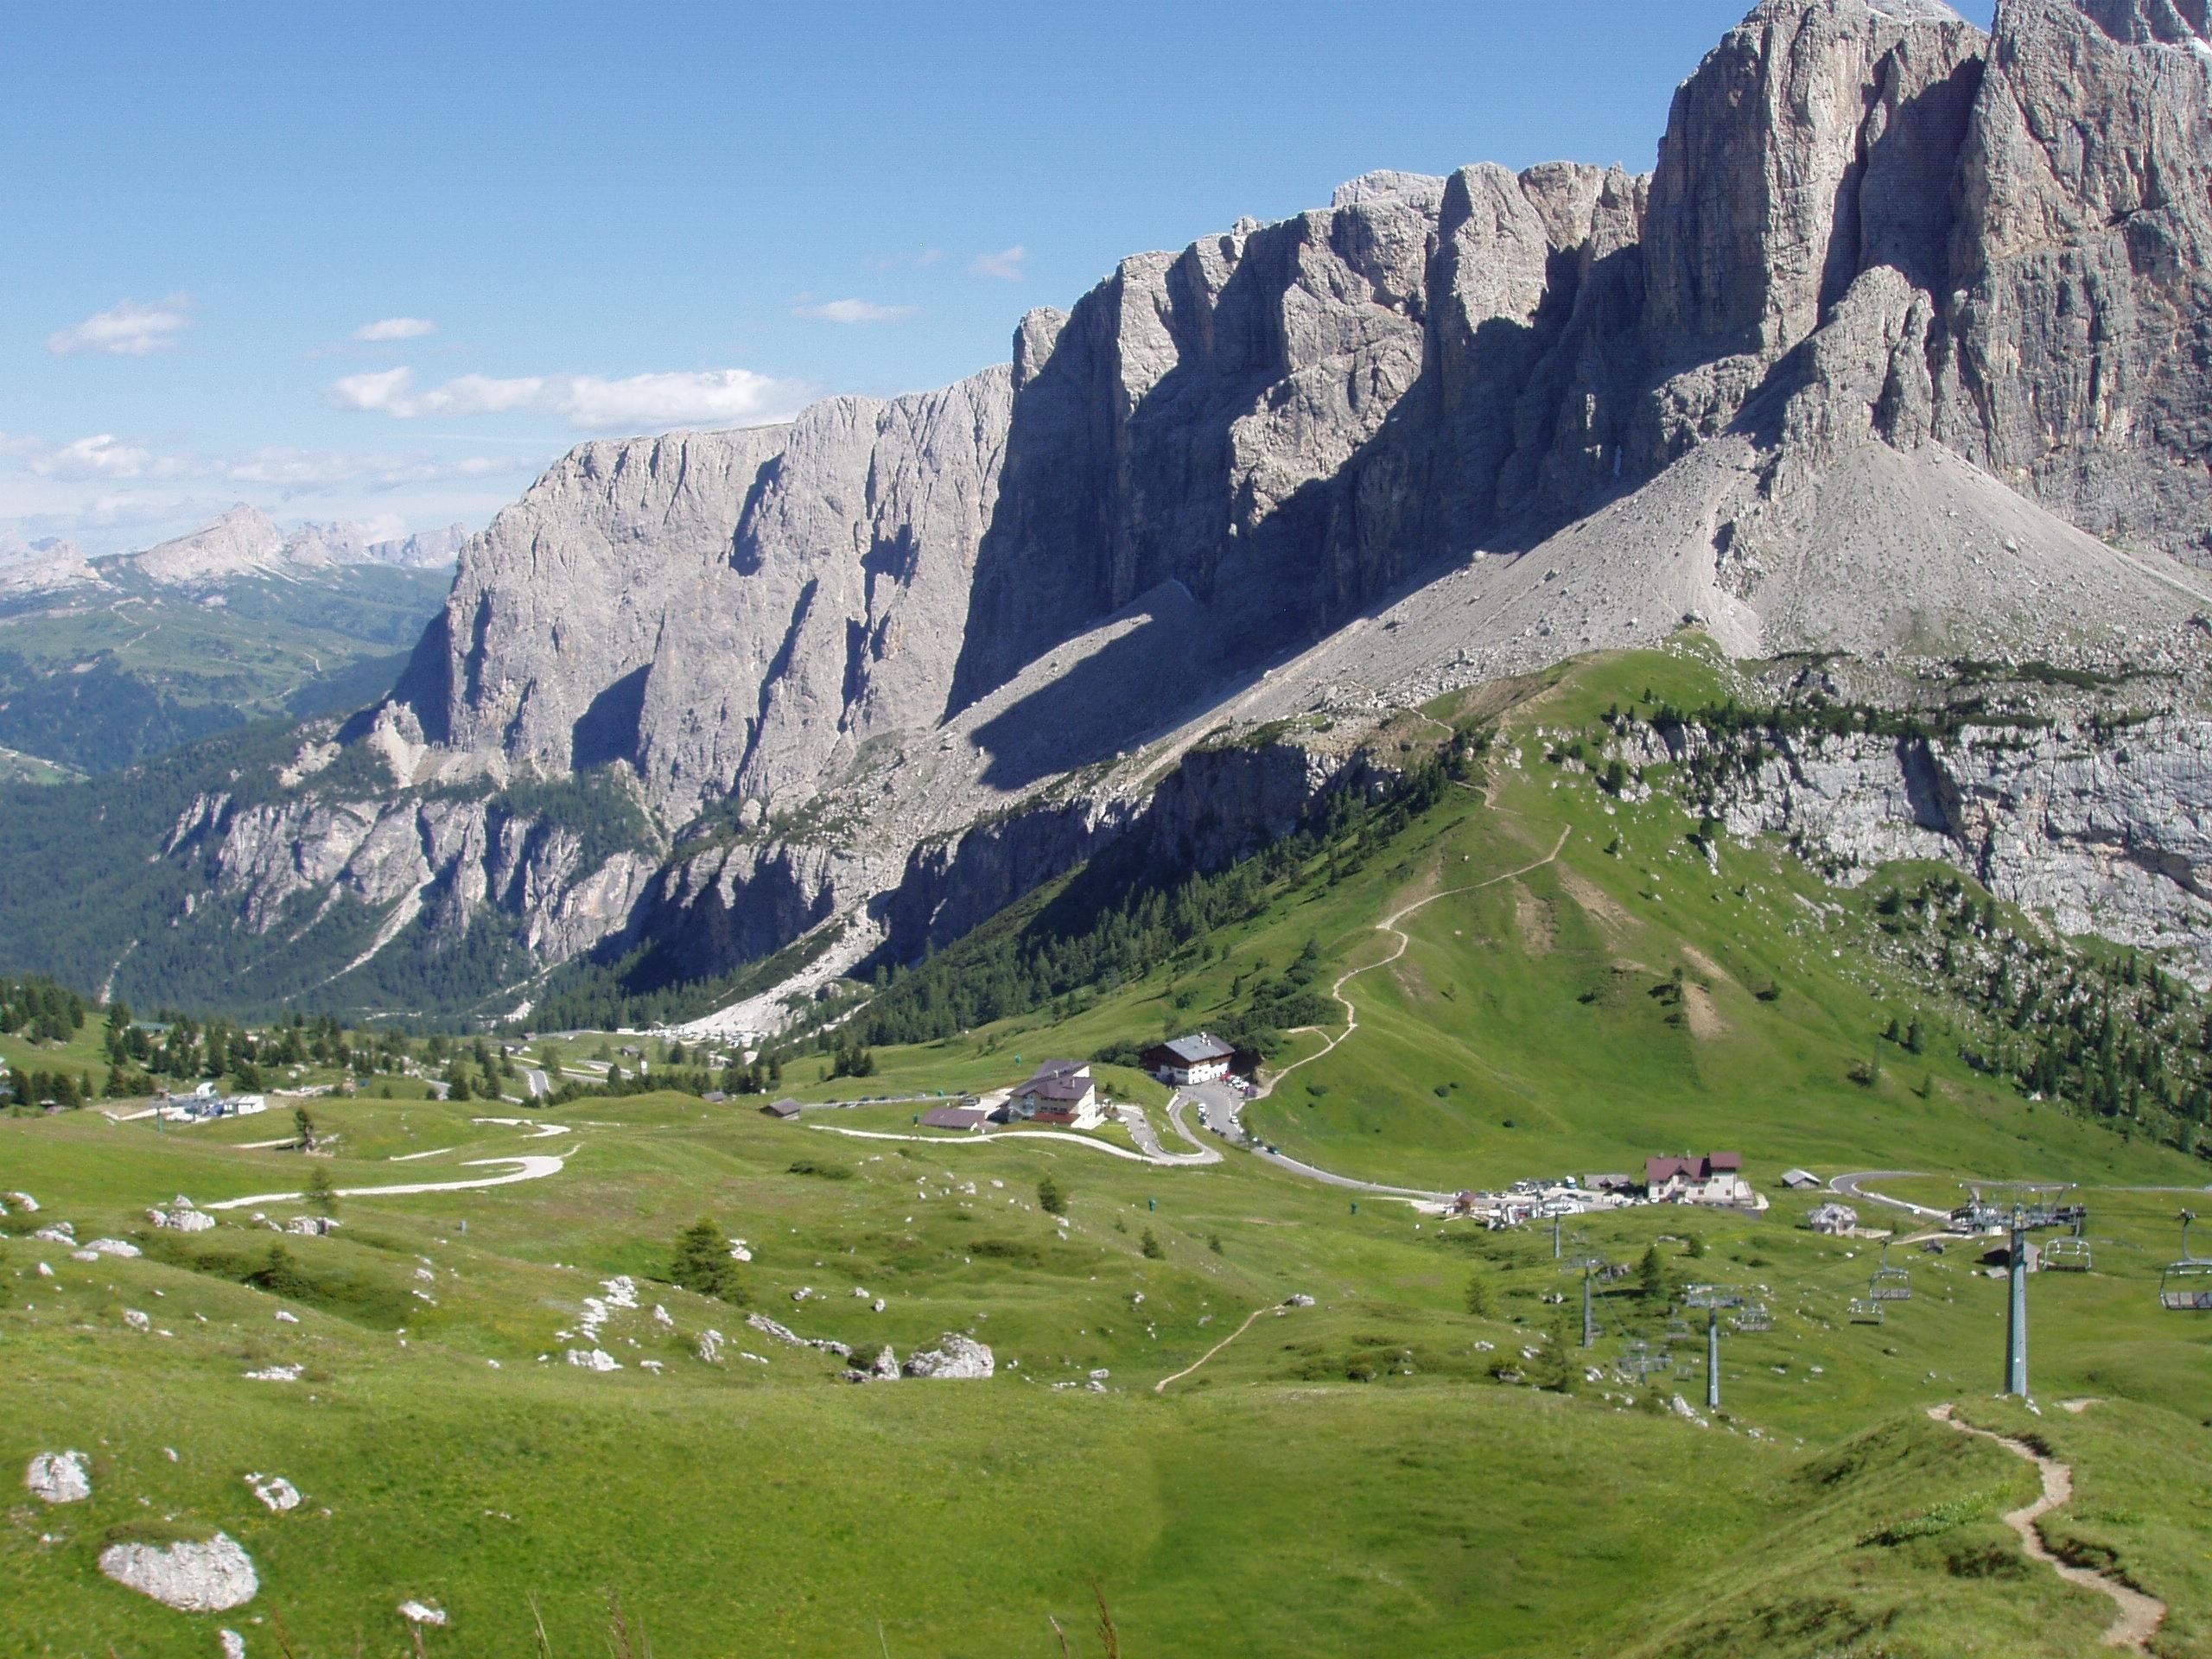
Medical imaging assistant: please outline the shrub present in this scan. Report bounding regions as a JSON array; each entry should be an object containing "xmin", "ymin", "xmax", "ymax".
[
  {"xmin": 1140, "ymin": 1227, "xmax": 1166, "ymax": 1260},
  {"xmin": 1037, "ymin": 1175, "xmax": 1066, "ymax": 1215}
]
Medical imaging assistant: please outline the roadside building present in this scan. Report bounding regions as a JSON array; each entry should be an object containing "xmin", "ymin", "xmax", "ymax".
[
  {"xmin": 1582, "ymin": 1173, "xmax": 1637, "ymax": 1196},
  {"xmin": 1807, "ymin": 1200, "xmax": 1858, "ymax": 1235},
  {"xmin": 919, "ymin": 1105, "xmax": 992, "ymax": 1134},
  {"xmin": 760, "ymin": 1098, "xmax": 804, "ymax": 1121},
  {"xmin": 1143, "ymin": 1033, "xmax": 1236, "ymax": 1086},
  {"xmin": 1781, "ymin": 1167, "xmax": 1821, "ymax": 1190},
  {"xmin": 1006, "ymin": 1061, "xmax": 1101, "ymax": 1128},
  {"xmin": 1643, "ymin": 1152, "xmax": 1752, "ymax": 1206}
]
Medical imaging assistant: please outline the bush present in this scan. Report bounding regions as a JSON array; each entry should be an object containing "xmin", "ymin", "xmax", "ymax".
[
  {"xmin": 1037, "ymin": 1175, "xmax": 1066, "ymax": 1215},
  {"xmin": 1140, "ymin": 1227, "xmax": 1165, "ymax": 1260},
  {"xmin": 786, "ymin": 1158, "xmax": 854, "ymax": 1180}
]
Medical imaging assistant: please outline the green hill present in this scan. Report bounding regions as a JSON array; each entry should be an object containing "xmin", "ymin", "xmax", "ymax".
[
  {"xmin": 5, "ymin": 641, "xmax": 2211, "ymax": 1654},
  {"xmin": 0, "ymin": 564, "xmax": 450, "ymax": 775}
]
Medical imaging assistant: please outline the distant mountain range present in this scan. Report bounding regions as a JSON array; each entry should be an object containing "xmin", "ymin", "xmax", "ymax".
[
  {"xmin": 0, "ymin": 505, "xmax": 464, "ymax": 776},
  {"xmin": 0, "ymin": 505, "xmax": 465, "ymax": 602}
]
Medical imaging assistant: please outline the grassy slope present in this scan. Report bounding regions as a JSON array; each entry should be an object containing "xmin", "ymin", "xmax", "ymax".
[
  {"xmin": 10, "ymin": 1089, "xmax": 2209, "ymax": 1657},
  {"xmin": 7, "ymin": 642, "xmax": 2212, "ymax": 1655}
]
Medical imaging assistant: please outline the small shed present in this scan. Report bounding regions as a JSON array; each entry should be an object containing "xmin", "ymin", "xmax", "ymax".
[
  {"xmin": 760, "ymin": 1098, "xmax": 804, "ymax": 1121},
  {"xmin": 919, "ymin": 1106, "xmax": 991, "ymax": 1134},
  {"xmin": 1781, "ymin": 1167, "xmax": 1821, "ymax": 1190}
]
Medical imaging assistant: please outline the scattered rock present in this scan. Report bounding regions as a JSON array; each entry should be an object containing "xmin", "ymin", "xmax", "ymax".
[
  {"xmin": 124, "ymin": 1309, "xmax": 151, "ymax": 1332},
  {"xmin": 565, "ymin": 1348, "xmax": 620, "ymax": 1371},
  {"xmin": 147, "ymin": 1198, "xmax": 215, "ymax": 1233},
  {"xmin": 398, "ymin": 1599, "xmax": 448, "ymax": 1627},
  {"xmin": 245, "ymin": 1474, "xmax": 302, "ymax": 1513},
  {"xmin": 25, "ymin": 1450, "xmax": 90, "ymax": 1504},
  {"xmin": 696, "ymin": 1328, "xmax": 725, "ymax": 1363},
  {"xmin": 745, "ymin": 1312, "xmax": 851, "ymax": 1358},
  {"xmin": 652, "ymin": 1304, "xmax": 674, "ymax": 1329},
  {"xmin": 243, "ymin": 1364, "xmax": 302, "ymax": 1382},
  {"xmin": 3, "ymin": 1190, "xmax": 39, "ymax": 1212},
  {"xmin": 32, "ymin": 1223, "xmax": 75, "ymax": 1245},
  {"xmin": 901, "ymin": 1334, "xmax": 995, "ymax": 1379},
  {"xmin": 1284, "ymin": 1294, "xmax": 1317, "ymax": 1308},
  {"xmin": 220, "ymin": 1630, "xmax": 247, "ymax": 1659},
  {"xmin": 99, "ymin": 1532, "xmax": 258, "ymax": 1612},
  {"xmin": 274, "ymin": 1310, "xmax": 299, "ymax": 1325},
  {"xmin": 79, "ymin": 1237, "xmax": 141, "ymax": 1259}
]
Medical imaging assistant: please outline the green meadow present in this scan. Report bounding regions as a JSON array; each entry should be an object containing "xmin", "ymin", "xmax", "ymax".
[{"xmin": 6, "ymin": 643, "xmax": 2211, "ymax": 1656}]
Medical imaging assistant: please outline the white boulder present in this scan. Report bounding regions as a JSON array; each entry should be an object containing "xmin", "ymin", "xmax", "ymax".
[
  {"xmin": 901, "ymin": 1334, "xmax": 995, "ymax": 1379},
  {"xmin": 245, "ymin": 1473, "xmax": 302, "ymax": 1513},
  {"xmin": 99, "ymin": 1532, "xmax": 258, "ymax": 1611},
  {"xmin": 25, "ymin": 1450, "xmax": 90, "ymax": 1503}
]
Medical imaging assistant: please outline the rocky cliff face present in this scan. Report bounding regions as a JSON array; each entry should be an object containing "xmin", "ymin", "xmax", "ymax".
[
  {"xmin": 1630, "ymin": 709, "xmax": 2212, "ymax": 979},
  {"xmin": 136, "ymin": 0, "xmax": 2212, "ymax": 1020}
]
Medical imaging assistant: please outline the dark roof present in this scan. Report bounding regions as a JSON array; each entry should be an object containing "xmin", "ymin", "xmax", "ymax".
[
  {"xmin": 1152, "ymin": 1033, "xmax": 1235, "ymax": 1065},
  {"xmin": 921, "ymin": 1106, "xmax": 989, "ymax": 1130},
  {"xmin": 760, "ymin": 1098, "xmax": 804, "ymax": 1119},
  {"xmin": 1032, "ymin": 1058, "xmax": 1088, "ymax": 1079},
  {"xmin": 1017, "ymin": 1072, "xmax": 1092, "ymax": 1102},
  {"xmin": 1646, "ymin": 1153, "xmax": 1741, "ymax": 1184}
]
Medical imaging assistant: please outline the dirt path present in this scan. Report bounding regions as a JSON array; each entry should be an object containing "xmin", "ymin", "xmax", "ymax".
[
  {"xmin": 1260, "ymin": 825, "xmax": 1572, "ymax": 1096},
  {"xmin": 1928, "ymin": 1404, "xmax": 2164, "ymax": 1651},
  {"xmin": 1154, "ymin": 1302, "xmax": 1288, "ymax": 1394},
  {"xmin": 812, "ymin": 1123, "xmax": 1208, "ymax": 1168},
  {"xmin": 202, "ymin": 1154, "xmax": 568, "ymax": 1211}
]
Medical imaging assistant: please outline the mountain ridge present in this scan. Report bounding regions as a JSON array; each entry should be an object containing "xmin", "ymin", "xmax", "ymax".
[{"xmin": 6, "ymin": 0, "xmax": 2212, "ymax": 1024}]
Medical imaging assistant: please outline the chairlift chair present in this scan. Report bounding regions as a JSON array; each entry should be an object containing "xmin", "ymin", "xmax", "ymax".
[
  {"xmin": 1847, "ymin": 1294, "xmax": 1885, "ymax": 1325},
  {"xmin": 2160, "ymin": 1211, "xmax": 2212, "ymax": 1313},
  {"xmin": 1732, "ymin": 1301, "xmax": 1773, "ymax": 1332},
  {"xmin": 2042, "ymin": 1236, "xmax": 2093, "ymax": 1273},
  {"xmin": 1868, "ymin": 1241, "xmax": 1912, "ymax": 1302},
  {"xmin": 1663, "ymin": 1315, "xmax": 1693, "ymax": 1342}
]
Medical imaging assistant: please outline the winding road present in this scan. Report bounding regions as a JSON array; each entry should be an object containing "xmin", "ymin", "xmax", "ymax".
[
  {"xmin": 1929, "ymin": 1404, "xmax": 2164, "ymax": 1651},
  {"xmin": 1260, "ymin": 824, "xmax": 1572, "ymax": 1095}
]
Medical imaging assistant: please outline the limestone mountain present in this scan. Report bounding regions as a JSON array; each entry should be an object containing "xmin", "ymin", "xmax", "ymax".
[{"xmin": 5, "ymin": 0, "xmax": 2210, "ymax": 1020}]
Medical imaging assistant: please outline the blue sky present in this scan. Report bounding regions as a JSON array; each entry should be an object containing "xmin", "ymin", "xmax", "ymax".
[{"xmin": 1, "ymin": 0, "xmax": 1995, "ymax": 553}]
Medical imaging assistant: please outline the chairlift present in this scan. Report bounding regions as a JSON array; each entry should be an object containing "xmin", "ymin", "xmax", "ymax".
[
  {"xmin": 2159, "ymin": 1211, "xmax": 2212, "ymax": 1313},
  {"xmin": 1663, "ymin": 1315, "xmax": 1692, "ymax": 1342},
  {"xmin": 1732, "ymin": 1301, "xmax": 1773, "ymax": 1333},
  {"xmin": 1847, "ymin": 1294, "xmax": 1885, "ymax": 1325},
  {"xmin": 1868, "ymin": 1240, "xmax": 1912, "ymax": 1302},
  {"xmin": 2042, "ymin": 1236, "xmax": 2093, "ymax": 1273}
]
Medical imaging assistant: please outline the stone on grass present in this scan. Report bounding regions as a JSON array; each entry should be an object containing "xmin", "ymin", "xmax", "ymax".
[
  {"xmin": 80, "ymin": 1237, "xmax": 141, "ymax": 1259},
  {"xmin": 26, "ymin": 1450, "xmax": 90, "ymax": 1503},
  {"xmin": 398, "ymin": 1599, "xmax": 448, "ymax": 1626},
  {"xmin": 243, "ymin": 1363, "xmax": 302, "ymax": 1382},
  {"xmin": 696, "ymin": 1328, "xmax": 725, "ymax": 1363},
  {"xmin": 99, "ymin": 1532, "xmax": 257, "ymax": 1611},
  {"xmin": 1284, "ymin": 1294, "xmax": 1317, "ymax": 1307},
  {"xmin": 901, "ymin": 1334, "xmax": 995, "ymax": 1379},
  {"xmin": 220, "ymin": 1630, "xmax": 247, "ymax": 1659},
  {"xmin": 565, "ymin": 1348, "xmax": 620, "ymax": 1371},
  {"xmin": 245, "ymin": 1473, "xmax": 302, "ymax": 1513}
]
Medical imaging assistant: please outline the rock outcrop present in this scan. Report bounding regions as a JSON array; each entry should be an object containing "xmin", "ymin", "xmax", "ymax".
[
  {"xmin": 77, "ymin": 0, "xmax": 2212, "ymax": 1020},
  {"xmin": 98, "ymin": 1533, "xmax": 258, "ymax": 1612},
  {"xmin": 901, "ymin": 1334, "xmax": 995, "ymax": 1379}
]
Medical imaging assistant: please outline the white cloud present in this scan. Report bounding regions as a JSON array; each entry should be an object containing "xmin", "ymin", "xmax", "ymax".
[
  {"xmin": 1, "ymin": 429, "xmax": 535, "ymax": 493},
  {"xmin": 792, "ymin": 298, "xmax": 918, "ymax": 325},
  {"xmin": 46, "ymin": 296, "xmax": 195, "ymax": 357},
  {"xmin": 353, "ymin": 315, "xmax": 437, "ymax": 342},
  {"xmin": 971, "ymin": 246, "xmax": 1028, "ymax": 282},
  {"xmin": 327, "ymin": 365, "xmax": 805, "ymax": 430}
]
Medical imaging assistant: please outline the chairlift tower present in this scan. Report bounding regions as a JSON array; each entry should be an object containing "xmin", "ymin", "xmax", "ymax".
[
  {"xmin": 1684, "ymin": 1284, "xmax": 1744, "ymax": 1413},
  {"xmin": 2005, "ymin": 1202, "xmax": 2030, "ymax": 1398},
  {"xmin": 1560, "ymin": 1254, "xmax": 1605, "ymax": 1350},
  {"xmin": 1618, "ymin": 1340, "xmax": 1671, "ymax": 1385}
]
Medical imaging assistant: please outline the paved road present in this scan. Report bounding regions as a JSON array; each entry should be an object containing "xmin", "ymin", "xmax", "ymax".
[
  {"xmin": 203, "ymin": 1154, "xmax": 567, "ymax": 1211},
  {"xmin": 1829, "ymin": 1171, "xmax": 1949, "ymax": 1219},
  {"xmin": 522, "ymin": 1067, "xmax": 550, "ymax": 1098},
  {"xmin": 1117, "ymin": 1100, "xmax": 1220, "ymax": 1165},
  {"xmin": 1185, "ymin": 1080, "xmax": 1456, "ymax": 1204}
]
